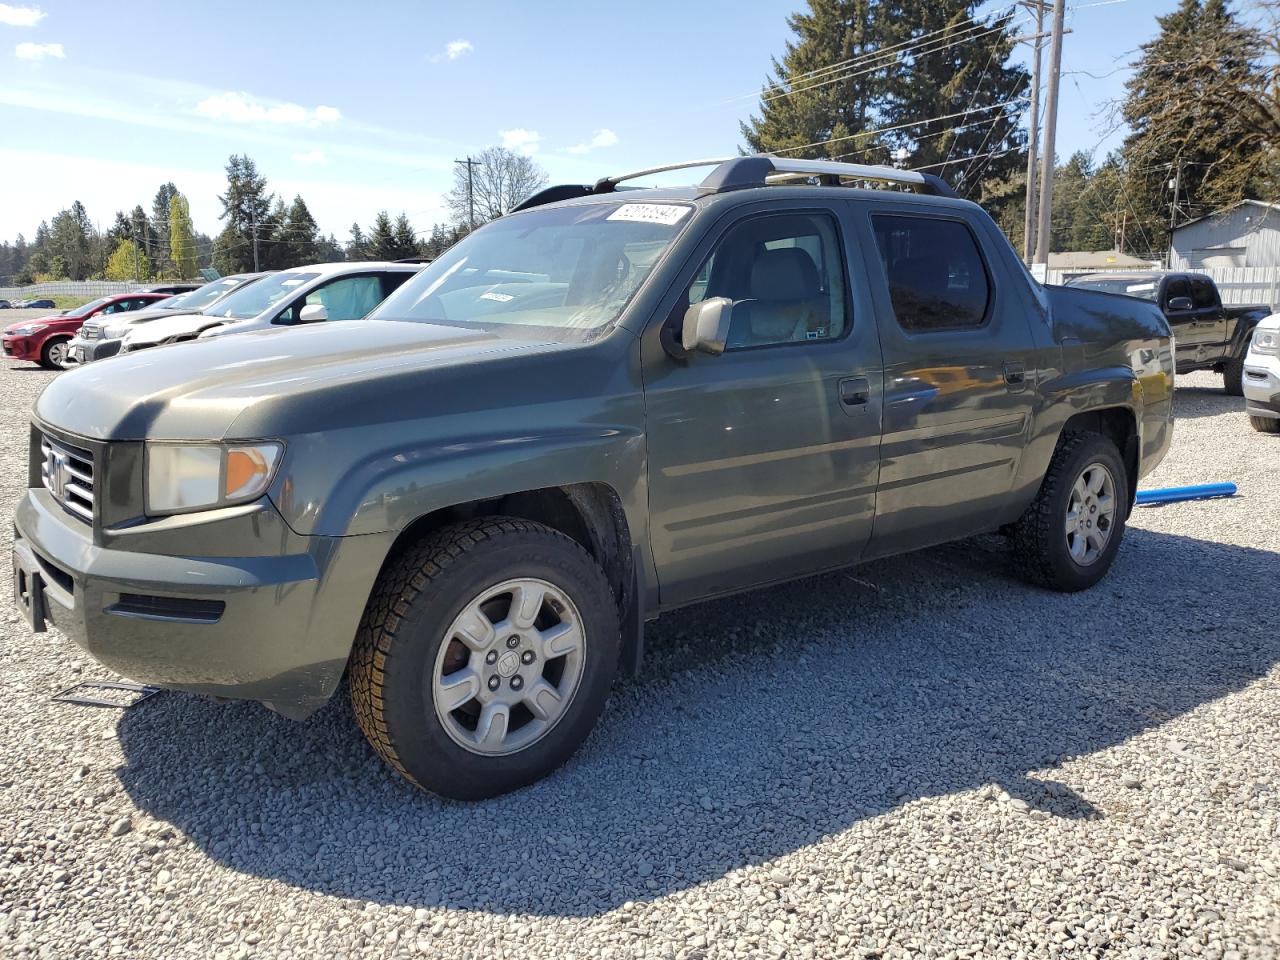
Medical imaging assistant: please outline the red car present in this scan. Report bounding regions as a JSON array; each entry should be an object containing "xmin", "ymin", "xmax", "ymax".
[{"xmin": 3, "ymin": 293, "xmax": 172, "ymax": 369}]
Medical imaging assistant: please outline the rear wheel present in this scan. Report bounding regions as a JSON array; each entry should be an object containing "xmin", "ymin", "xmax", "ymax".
[
  {"xmin": 1222, "ymin": 357, "xmax": 1244, "ymax": 396},
  {"xmin": 1250, "ymin": 415, "xmax": 1280, "ymax": 434},
  {"xmin": 39, "ymin": 337, "xmax": 70, "ymax": 370},
  {"xmin": 1010, "ymin": 431, "xmax": 1129, "ymax": 592},
  {"xmin": 349, "ymin": 517, "xmax": 620, "ymax": 799}
]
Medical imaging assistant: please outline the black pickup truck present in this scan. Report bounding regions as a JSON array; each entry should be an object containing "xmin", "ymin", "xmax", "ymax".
[{"xmin": 1065, "ymin": 272, "xmax": 1271, "ymax": 395}]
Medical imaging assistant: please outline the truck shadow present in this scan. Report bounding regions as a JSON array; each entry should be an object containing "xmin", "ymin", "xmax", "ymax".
[
  {"xmin": 113, "ymin": 527, "xmax": 1278, "ymax": 918},
  {"xmin": 1172, "ymin": 383, "xmax": 1246, "ymax": 421}
]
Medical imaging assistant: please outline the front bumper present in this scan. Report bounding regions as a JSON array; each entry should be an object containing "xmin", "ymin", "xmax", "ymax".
[
  {"xmin": 65, "ymin": 336, "xmax": 123, "ymax": 365},
  {"xmin": 1243, "ymin": 354, "xmax": 1280, "ymax": 419},
  {"xmin": 13, "ymin": 487, "xmax": 392, "ymax": 718},
  {"xmin": 3, "ymin": 335, "xmax": 38, "ymax": 361}
]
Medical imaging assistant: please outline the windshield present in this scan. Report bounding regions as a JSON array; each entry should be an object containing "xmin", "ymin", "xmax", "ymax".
[
  {"xmin": 68, "ymin": 296, "xmax": 114, "ymax": 318},
  {"xmin": 369, "ymin": 201, "xmax": 692, "ymax": 336},
  {"xmin": 1067, "ymin": 278, "xmax": 1159, "ymax": 301},
  {"xmin": 203, "ymin": 272, "xmax": 319, "ymax": 320},
  {"xmin": 162, "ymin": 276, "xmax": 251, "ymax": 312}
]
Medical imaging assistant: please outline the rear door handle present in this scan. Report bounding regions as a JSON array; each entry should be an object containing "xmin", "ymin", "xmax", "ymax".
[
  {"xmin": 1003, "ymin": 361, "xmax": 1027, "ymax": 391},
  {"xmin": 838, "ymin": 376, "xmax": 870, "ymax": 410}
]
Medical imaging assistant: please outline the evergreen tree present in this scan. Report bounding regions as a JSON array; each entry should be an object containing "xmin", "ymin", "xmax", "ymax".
[
  {"xmin": 214, "ymin": 155, "xmax": 274, "ymax": 273},
  {"xmin": 47, "ymin": 202, "xmax": 94, "ymax": 280},
  {"xmin": 168, "ymin": 194, "xmax": 197, "ymax": 278},
  {"xmin": 367, "ymin": 211, "xmax": 397, "ymax": 260},
  {"xmin": 1121, "ymin": 0, "xmax": 1269, "ymax": 250},
  {"xmin": 391, "ymin": 213, "xmax": 419, "ymax": 259},
  {"xmin": 347, "ymin": 223, "xmax": 370, "ymax": 260},
  {"xmin": 272, "ymin": 194, "xmax": 320, "ymax": 267},
  {"xmin": 742, "ymin": 0, "xmax": 889, "ymax": 160},
  {"xmin": 151, "ymin": 182, "xmax": 179, "ymax": 274}
]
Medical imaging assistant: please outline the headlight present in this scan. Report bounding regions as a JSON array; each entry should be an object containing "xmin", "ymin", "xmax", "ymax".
[
  {"xmin": 11, "ymin": 323, "xmax": 48, "ymax": 335},
  {"xmin": 146, "ymin": 442, "xmax": 283, "ymax": 515},
  {"xmin": 1252, "ymin": 327, "xmax": 1279, "ymax": 356}
]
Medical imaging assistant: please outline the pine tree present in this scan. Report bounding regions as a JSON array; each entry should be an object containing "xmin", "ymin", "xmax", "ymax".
[
  {"xmin": 741, "ymin": 0, "xmax": 889, "ymax": 160},
  {"xmin": 279, "ymin": 195, "xmax": 320, "ymax": 267},
  {"xmin": 367, "ymin": 211, "xmax": 397, "ymax": 260},
  {"xmin": 391, "ymin": 214, "xmax": 419, "ymax": 260},
  {"xmin": 876, "ymin": 1, "xmax": 1027, "ymax": 200},
  {"xmin": 347, "ymin": 223, "xmax": 370, "ymax": 261},
  {"xmin": 1121, "ymin": 0, "xmax": 1269, "ymax": 251},
  {"xmin": 151, "ymin": 182, "xmax": 179, "ymax": 274},
  {"xmin": 214, "ymin": 155, "xmax": 274, "ymax": 273}
]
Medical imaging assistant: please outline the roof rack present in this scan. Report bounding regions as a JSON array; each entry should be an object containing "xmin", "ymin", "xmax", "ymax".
[{"xmin": 511, "ymin": 155, "xmax": 957, "ymax": 213}]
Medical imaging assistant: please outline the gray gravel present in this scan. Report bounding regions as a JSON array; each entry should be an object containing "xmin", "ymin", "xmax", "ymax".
[{"xmin": 1, "ymin": 367, "xmax": 1278, "ymax": 959}]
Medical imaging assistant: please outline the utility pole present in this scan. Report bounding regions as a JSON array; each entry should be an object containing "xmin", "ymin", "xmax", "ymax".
[
  {"xmin": 455, "ymin": 157, "xmax": 480, "ymax": 230},
  {"xmin": 1032, "ymin": 0, "xmax": 1067, "ymax": 269},
  {"xmin": 1167, "ymin": 159, "xmax": 1182, "ymax": 268},
  {"xmin": 251, "ymin": 214, "xmax": 260, "ymax": 272},
  {"xmin": 1020, "ymin": 0, "xmax": 1046, "ymax": 264}
]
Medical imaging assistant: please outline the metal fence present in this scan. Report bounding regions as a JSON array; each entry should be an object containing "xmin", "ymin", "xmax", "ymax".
[
  {"xmin": 0, "ymin": 280, "xmax": 155, "ymax": 300},
  {"xmin": 1047, "ymin": 265, "xmax": 1280, "ymax": 310}
]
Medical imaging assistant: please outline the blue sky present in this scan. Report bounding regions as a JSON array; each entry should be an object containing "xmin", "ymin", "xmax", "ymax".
[{"xmin": 0, "ymin": 0, "xmax": 1180, "ymax": 243}]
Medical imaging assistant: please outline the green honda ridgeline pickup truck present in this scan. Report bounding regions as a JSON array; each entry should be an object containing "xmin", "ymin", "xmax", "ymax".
[{"xmin": 14, "ymin": 156, "xmax": 1174, "ymax": 799}]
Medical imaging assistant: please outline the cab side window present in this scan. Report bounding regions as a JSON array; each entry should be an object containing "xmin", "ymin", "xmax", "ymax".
[
  {"xmin": 1164, "ymin": 278, "xmax": 1191, "ymax": 309},
  {"xmin": 683, "ymin": 212, "xmax": 849, "ymax": 349},
  {"xmin": 277, "ymin": 275, "xmax": 385, "ymax": 324},
  {"xmin": 871, "ymin": 215, "xmax": 991, "ymax": 332},
  {"xmin": 1190, "ymin": 277, "xmax": 1217, "ymax": 310}
]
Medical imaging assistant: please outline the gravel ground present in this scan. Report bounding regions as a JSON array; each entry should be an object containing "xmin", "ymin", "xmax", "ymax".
[{"xmin": 1, "ymin": 367, "xmax": 1277, "ymax": 959}]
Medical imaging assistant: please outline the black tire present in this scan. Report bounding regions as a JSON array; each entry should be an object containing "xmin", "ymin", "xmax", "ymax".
[
  {"xmin": 1010, "ymin": 431, "xmax": 1129, "ymax": 592},
  {"xmin": 1250, "ymin": 415, "xmax": 1280, "ymax": 434},
  {"xmin": 350, "ymin": 517, "xmax": 620, "ymax": 799},
  {"xmin": 39, "ymin": 337, "xmax": 71, "ymax": 370},
  {"xmin": 1222, "ymin": 357, "xmax": 1244, "ymax": 396}
]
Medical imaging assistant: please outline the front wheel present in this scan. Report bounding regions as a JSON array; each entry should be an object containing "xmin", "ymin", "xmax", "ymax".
[
  {"xmin": 349, "ymin": 517, "xmax": 620, "ymax": 799},
  {"xmin": 1251, "ymin": 415, "xmax": 1280, "ymax": 434},
  {"xmin": 39, "ymin": 337, "xmax": 71, "ymax": 370},
  {"xmin": 1222, "ymin": 357, "xmax": 1244, "ymax": 396},
  {"xmin": 1010, "ymin": 432, "xmax": 1129, "ymax": 592}
]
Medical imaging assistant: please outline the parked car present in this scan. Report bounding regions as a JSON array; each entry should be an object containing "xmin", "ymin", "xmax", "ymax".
[
  {"xmin": 0, "ymin": 300, "xmax": 12, "ymax": 309},
  {"xmin": 1243, "ymin": 313, "xmax": 1280, "ymax": 433},
  {"xmin": 119, "ymin": 262, "xmax": 421, "ymax": 352},
  {"xmin": 12, "ymin": 156, "xmax": 1173, "ymax": 799},
  {"xmin": 2, "ymin": 292, "xmax": 171, "ymax": 369},
  {"xmin": 24, "ymin": 299, "xmax": 56, "ymax": 310},
  {"xmin": 1064, "ymin": 272, "xmax": 1270, "ymax": 394},
  {"xmin": 140, "ymin": 282, "xmax": 203, "ymax": 295},
  {"xmin": 66, "ymin": 273, "xmax": 271, "ymax": 365}
]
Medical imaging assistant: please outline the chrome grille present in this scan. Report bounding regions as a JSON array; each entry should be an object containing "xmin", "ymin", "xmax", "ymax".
[
  {"xmin": 39, "ymin": 435, "xmax": 95, "ymax": 522},
  {"xmin": 80, "ymin": 320, "xmax": 103, "ymax": 341}
]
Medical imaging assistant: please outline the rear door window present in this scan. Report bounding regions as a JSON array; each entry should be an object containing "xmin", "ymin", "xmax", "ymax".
[
  {"xmin": 1189, "ymin": 277, "xmax": 1217, "ymax": 310},
  {"xmin": 871, "ymin": 215, "xmax": 991, "ymax": 332}
]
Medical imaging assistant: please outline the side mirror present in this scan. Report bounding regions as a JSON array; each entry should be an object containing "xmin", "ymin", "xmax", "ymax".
[
  {"xmin": 1166, "ymin": 296, "xmax": 1194, "ymax": 312},
  {"xmin": 298, "ymin": 303, "xmax": 328, "ymax": 324},
  {"xmin": 681, "ymin": 297, "xmax": 734, "ymax": 355}
]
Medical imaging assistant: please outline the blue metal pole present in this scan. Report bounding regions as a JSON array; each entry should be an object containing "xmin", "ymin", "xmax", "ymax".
[{"xmin": 1135, "ymin": 483, "xmax": 1237, "ymax": 506}]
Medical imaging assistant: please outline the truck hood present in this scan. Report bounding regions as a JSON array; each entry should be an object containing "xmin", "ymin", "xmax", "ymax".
[
  {"xmin": 35, "ymin": 319, "xmax": 556, "ymax": 441},
  {"xmin": 123, "ymin": 310, "xmax": 227, "ymax": 345}
]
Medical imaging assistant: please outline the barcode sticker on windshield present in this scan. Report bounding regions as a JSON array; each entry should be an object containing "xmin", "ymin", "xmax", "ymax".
[
  {"xmin": 1126, "ymin": 283, "xmax": 1155, "ymax": 293},
  {"xmin": 607, "ymin": 204, "xmax": 690, "ymax": 226}
]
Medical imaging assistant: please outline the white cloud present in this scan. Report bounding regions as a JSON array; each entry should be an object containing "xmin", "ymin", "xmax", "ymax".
[
  {"xmin": 15, "ymin": 40, "xmax": 61, "ymax": 60},
  {"xmin": 195, "ymin": 91, "xmax": 341, "ymax": 128},
  {"xmin": 428, "ymin": 38, "xmax": 473, "ymax": 62},
  {"xmin": 565, "ymin": 128, "xmax": 620, "ymax": 155},
  {"xmin": 499, "ymin": 127, "xmax": 541, "ymax": 156},
  {"xmin": 291, "ymin": 149, "xmax": 329, "ymax": 166},
  {"xmin": 0, "ymin": 4, "xmax": 44, "ymax": 27}
]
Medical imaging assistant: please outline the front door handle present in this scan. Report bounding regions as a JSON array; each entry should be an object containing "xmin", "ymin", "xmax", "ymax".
[
  {"xmin": 838, "ymin": 376, "xmax": 870, "ymax": 409},
  {"xmin": 1003, "ymin": 361, "xmax": 1027, "ymax": 391}
]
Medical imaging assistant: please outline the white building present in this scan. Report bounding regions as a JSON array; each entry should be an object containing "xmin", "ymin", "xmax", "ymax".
[{"xmin": 1170, "ymin": 200, "xmax": 1280, "ymax": 269}]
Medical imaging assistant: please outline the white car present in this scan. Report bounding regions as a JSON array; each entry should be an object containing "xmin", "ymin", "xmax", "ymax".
[
  {"xmin": 1243, "ymin": 313, "xmax": 1280, "ymax": 434},
  {"xmin": 119, "ymin": 261, "xmax": 423, "ymax": 353}
]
